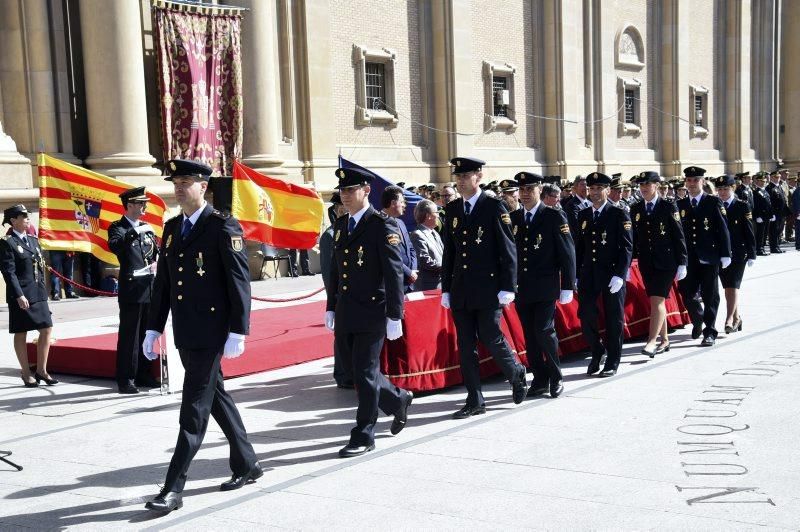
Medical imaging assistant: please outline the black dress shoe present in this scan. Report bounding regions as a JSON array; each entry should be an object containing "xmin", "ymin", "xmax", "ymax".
[
  {"xmin": 770, "ymin": 248, "xmax": 784, "ymax": 254},
  {"xmin": 65, "ymin": 293, "xmax": 80, "ymax": 299},
  {"xmin": 34, "ymin": 372, "xmax": 59, "ymax": 386},
  {"xmin": 586, "ymin": 359, "xmax": 601, "ymax": 376},
  {"xmin": 145, "ymin": 490, "xmax": 183, "ymax": 513},
  {"xmin": 390, "ymin": 391, "xmax": 413, "ymax": 435},
  {"xmin": 598, "ymin": 368, "xmax": 617, "ymax": 378},
  {"xmin": 336, "ymin": 381, "xmax": 355, "ymax": 389},
  {"xmin": 51, "ymin": 294, "xmax": 61, "ymax": 301},
  {"xmin": 526, "ymin": 385, "xmax": 548, "ymax": 398},
  {"xmin": 118, "ymin": 384, "xmax": 139, "ymax": 394},
  {"xmin": 20, "ymin": 375, "xmax": 38, "ymax": 388},
  {"xmin": 452, "ymin": 404, "xmax": 486, "ymax": 419},
  {"xmin": 640, "ymin": 346, "xmax": 657, "ymax": 359},
  {"xmin": 691, "ymin": 323, "xmax": 703, "ymax": 340},
  {"xmin": 511, "ymin": 368, "xmax": 527, "ymax": 404},
  {"xmin": 135, "ymin": 375, "xmax": 161, "ymax": 388},
  {"xmin": 220, "ymin": 464, "xmax": 263, "ymax": 491},
  {"xmin": 700, "ymin": 335, "xmax": 715, "ymax": 347},
  {"xmin": 550, "ymin": 381, "xmax": 564, "ymax": 398},
  {"xmin": 338, "ymin": 443, "xmax": 375, "ymax": 458}
]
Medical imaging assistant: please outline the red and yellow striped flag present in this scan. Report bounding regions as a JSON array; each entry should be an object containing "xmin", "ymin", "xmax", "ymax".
[
  {"xmin": 37, "ymin": 154, "xmax": 168, "ymax": 266},
  {"xmin": 232, "ymin": 161, "xmax": 324, "ymax": 249}
]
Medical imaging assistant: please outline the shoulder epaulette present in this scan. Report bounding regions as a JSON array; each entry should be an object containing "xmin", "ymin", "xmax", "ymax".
[
  {"xmin": 211, "ymin": 209, "xmax": 231, "ymax": 220},
  {"xmin": 376, "ymin": 210, "xmax": 389, "ymax": 219}
]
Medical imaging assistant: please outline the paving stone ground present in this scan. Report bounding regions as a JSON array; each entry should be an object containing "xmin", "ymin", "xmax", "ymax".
[{"xmin": 0, "ymin": 251, "xmax": 798, "ymax": 530}]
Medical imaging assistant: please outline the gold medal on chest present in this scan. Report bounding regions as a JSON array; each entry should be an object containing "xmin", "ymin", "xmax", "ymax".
[
  {"xmin": 357, "ymin": 246, "xmax": 364, "ymax": 266},
  {"xmin": 166, "ymin": 234, "xmax": 173, "ymax": 248},
  {"xmin": 452, "ymin": 217, "xmax": 458, "ymax": 229},
  {"xmin": 196, "ymin": 252, "xmax": 205, "ymax": 277},
  {"xmin": 335, "ymin": 229, "xmax": 341, "ymax": 242},
  {"xmin": 475, "ymin": 226, "xmax": 484, "ymax": 244}
]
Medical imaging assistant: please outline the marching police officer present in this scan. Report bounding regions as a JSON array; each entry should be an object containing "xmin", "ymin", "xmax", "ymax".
[
  {"xmin": 562, "ymin": 175, "xmax": 591, "ymax": 237},
  {"xmin": 143, "ymin": 159, "xmax": 261, "ymax": 513},
  {"xmin": 676, "ymin": 166, "xmax": 732, "ymax": 347},
  {"xmin": 752, "ymin": 172, "xmax": 772, "ymax": 255},
  {"xmin": 108, "ymin": 187, "xmax": 159, "ymax": 394},
  {"xmin": 735, "ymin": 172, "xmax": 754, "ymax": 211},
  {"xmin": 0, "ymin": 204, "xmax": 57, "ymax": 387},
  {"xmin": 766, "ymin": 171, "xmax": 787, "ymax": 253},
  {"xmin": 325, "ymin": 167, "xmax": 413, "ymax": 457},
  {"xmin": 574, "ymin": 172, "xmax": 633, "ymax": 377},
  {"xmin": 510, "ymin": 172, "xmax": 575, "ymax": 398},
  {"xmin": 441, "ymin": 157, "xmax": 527, "ymax": 418},
  {"xmin": 630, "ymin": 171, "xmax": 688, "ymax": 358}
]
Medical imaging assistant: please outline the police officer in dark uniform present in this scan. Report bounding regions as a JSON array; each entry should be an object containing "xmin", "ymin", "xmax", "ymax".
[
  {"xmin": 510, "ymin": 172, "xmax": 575, "ymax": 398},
  {"xmin": 752, "ymin": 172, "xmax": 772, "ymax": 255},
  {"xmin": 766, "ymin": 171, "xmax": 787, "ymax": 253},
  {"xmin": 715, "ymin": 175, "xmax": 756, "ymax": 334},
  {"xmin": 441, "ymin": 157, "xmax": 527, "ymax": 418},
  {"xmin": 735, "ymin": 172, "xmax": 754, "ymax": 211},
  {"xmin": 0, "ymin": 204, "xmax": 56, "ymax": 387},
  {"xmin": 630, "ymin": 171, "xmax": 688, "ymax": 358},
  {"xmin": 574, "ymin": 172, "xmax": 633, "ymax": 377},
  {"xmin": 325, "ymin": 167, "xmax": 413, "ymax": 457},
  {"xmin": 676, "ymin": 166, "xmax": 732, "ymax": 347},
  {"xmin": 143, "ymin": 160, "xmax": 261, "ymax": 513},
  {"xmin": 108, "ymin": 187, "xmax": 159, "ymax": 394},
  {"xmin": 562, "ymin": 175, "xmax": 591, "ymax": 237}
]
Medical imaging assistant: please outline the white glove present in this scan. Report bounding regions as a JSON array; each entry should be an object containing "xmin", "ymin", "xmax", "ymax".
[
  {"xmin": 574, "ymin": 278, "xmax": 579, "ymax": 290},
  {"xmin": 608, "ymin": 276, "xmax": 624, "ymax": 294},
  {"xmin": 625, "ymin": 269, "xmax": 631, "ymax": 281},
  {"xmin": 756, "ymin": 217, "xmax": 763, "ymax": 223},
  {"xmin": 223, "ymin": 332, "xmax": 246, "ymax": 359},
  {"xmin": 675, "ymin": 264, "xmax": 687, "ymax": 281},
  {"xmin": 746, "ymin": 259, "xmax": 755, "ymax": 268},
  {"xmin": 720, "ymin": 257, "xmax": 732, "ymax": 269},
  {"xmin": 796, "ymin": 214, "xmax": 800, "ymax": 221},
  {"xmin": 441, "ymin": 292, "xmax": 450, "ymax": 309},
  {"xmin": 135, "ymin": 223, "xmax": 154, "ymax": 235},
  {"xmin": 324, "ymin": 311, "xmax": 335, "ymax": 332},
  {"xmin": 558, "ymin": 290, "xmax": 573, "ymax": 305},
  {"xmin": 386, "ymin": 318, "xmax": 403, "ymax": 341},
  {"xmin": 143, "ymin": 330, "xmax": 161, "ymax": 361},
  {"xmin": 498, "ymin": 290, "xmax": 515, "ymax": 306},
  {"xmin": 770, "ymin": 215, "xmax": 776, "ymax": 222}
]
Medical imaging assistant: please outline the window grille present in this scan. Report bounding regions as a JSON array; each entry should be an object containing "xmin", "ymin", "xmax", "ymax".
[
  {"xmin": 694, "ymin": 95, "xmax": 704, "ymax": 127},
  {"xmin": 493, "ymin": 76, "xmax": 508, "ymax": 117},
  {"xmin": 624, "ymin": 89, "xmax": 636, "ymax": 124},
  {"xmin": 365, "ymin": 62, "xmax": 386, "ymax": 111}
]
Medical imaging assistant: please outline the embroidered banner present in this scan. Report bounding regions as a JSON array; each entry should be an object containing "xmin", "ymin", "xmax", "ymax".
[{"xmin": 153, "ymin": 3, "xmax": 243, "ymax": 174}]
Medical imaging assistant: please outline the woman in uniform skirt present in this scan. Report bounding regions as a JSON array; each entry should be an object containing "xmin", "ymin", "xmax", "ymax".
[
  {"xmin": 630, "ymin": 172, "xmax": 688, "ymax": 358},
  {"xmin": 0, "ymin": 205, "xmax": 57, "ymax": 387},
  {"xmin": 714, "ymin": 176, "xmax": 756, "ymax": 334}
]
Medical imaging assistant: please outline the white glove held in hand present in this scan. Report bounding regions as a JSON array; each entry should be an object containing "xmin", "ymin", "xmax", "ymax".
[
  {"xmin": 558, "ymin": 290, "xmax": 573, "ymax": 305},
  {"xmin": 386, "ymin": 318, "xmax": 403, "ymax": 341},
  {"xmin": 608, "ymin": 276, "xmax": 624, "ymax": 294},
  {"xmin": 441, "ymin": 292, "xmax": 450, "ymax": 309},
  {"xmin": 746, "ymin": 259, "xmax": 755, "ymax": 268},
  {"xmin": 720, "ymin": 257, "xmax": 732, "ymax": 269},
  {"xmin": 497, "ymin": 291, "xmax": 515, "ymax": 306},
  {"xmin": 324, "ymin": 311, "xmax": 335, "ymax": 332},
  {"xmin": 223, "ymin": 332, "xmax": 246, "ymax": 359},
  {"xmin": 143, "ymin": 330, "xmax": 161, "ymax": 361},
  {"xmin": 135, "ymin": 223, "xmax": 154, "ymax": 235},
  {"xmin": 756, "ymin": 217, "xmax": 763, "ymax": 223},
  {"xmin": 675, "ymin": 264, "xmax": 688, "ymax": 281},
  {"xmin": 770, "ymin": 215, "xmax": 776, "ymax": 222}
]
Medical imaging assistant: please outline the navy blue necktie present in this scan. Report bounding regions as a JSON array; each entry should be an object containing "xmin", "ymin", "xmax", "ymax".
[
  {"xmin": 646, "ymin": 202, "xmax": 653, "ymax": 215},
  {"xmin": 464, "ymin": 202, "xmax": 471, "ymax": 216},
  {"xmin": 691, "ymin": 198, "xmax": 698, "ymax": 209},
  {"xmin": 348, "ymin": 216, "xmax": 356, "ymax": 234},
  {"xmin": 593, "ymin": 210, "xmax": 599, "ymax": 223},
  {"xmin": 181, "ymin": 218, "xmax": 193, "ymax": 239},
  {"xmin": 525, "ymin": 212, "xmax": 533, "ymax": 225}
]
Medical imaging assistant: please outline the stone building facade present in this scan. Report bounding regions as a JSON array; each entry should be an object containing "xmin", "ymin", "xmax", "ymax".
[{"xmin": 0, "ymin": 0, "xmax": 795, "ymax": 207}]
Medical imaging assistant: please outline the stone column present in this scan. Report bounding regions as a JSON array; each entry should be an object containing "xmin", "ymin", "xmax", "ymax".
[
  {"xmin": 428, "ymin": 0, "xmax": 455, "ymax": 182},
  {"xmin": 79, "ymin": 0, "xmax": 159, "ymax": 177},
  {"xmin": 237, "ymin": 0, "xmax": 285, "ymax": 174},
  {"xmin": 659, "ymin": 0, "xmax": 690, "ymax": 176},
  {"xmin": 781, "ymin": 0, "xmax": 800, "ymax": 167},
  {"xmin": 0, "ymin": 119, "xmax": 32, "ymax": 190}
]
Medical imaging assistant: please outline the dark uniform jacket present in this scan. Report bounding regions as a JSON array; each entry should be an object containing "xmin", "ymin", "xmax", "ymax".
[
  {"xmin": 574, "ymin": 202, "xmax": 633, "ymax": 291},
  {"xmin": 722, "ymin": 198, "xmax": 756, "ymax": 263},
  {"xmin": 510, "ymin": 204, "xmax": 576, "ymax": 304},
  {"xmin": 562, "ymin": 195, "xmax": 590, "ymax": 237},
  {"xmin": 0, "ymin": 233, "xmax": 47, "ymax": 304},
  {"xmin": 326, "ymin": 206, "xmax": 405, "ymax": 334},
  {"xmin": 630, "ymin": 197, "xmax": 687, "ymax": 271},
  {"xmin": 442, "ymin": 192, "xmax": 517, "ymax": 310},
  {"xmin": 393, "ymin": 217, "xmax": 417, "ymax": 292},
  {"xmin": 752, "ymin": 187, "xmax": 772, "ymax": 221},
  {"xmin": 108, "ymin": 216, "xmax": 158, "ymax": 304},
  {"xmin": 148, "ymin": 204, "xmax": 251, "ymax": 350},
  {"xmin": 735, "ymin": 184, "xmax": 754, "ymax": 211},
  {"xmin": 766, "ymin": 182, "xmax": 787, "ymax": 217},
  {"xmin": 676, "ymin": 194, "xmax": 732, "ymax": 263}
]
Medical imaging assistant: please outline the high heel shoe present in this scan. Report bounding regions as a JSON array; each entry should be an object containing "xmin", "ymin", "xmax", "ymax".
[
  {"xmin": 34, "ymin": 372, "xmax": 59, "ymax": 386},
  {"xmin": 724, "ymin": 323, "xmax": 734, "ymax": 334},
  {"xmin": 656, "ymin": 341, "xmax": 671, "ymax": 354},
  {"xmin": 736, "ymin": 318, "xmax": 743, "ymax": 332},
  {"xmin": 21, "ymin": 374, "xmax": 38, "ymax": 388},
  {"xmin": 641, "ymin": 343, "xmax": 657, "ymax": 359}
]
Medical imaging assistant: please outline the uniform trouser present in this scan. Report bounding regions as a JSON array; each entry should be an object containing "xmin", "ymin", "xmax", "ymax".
[
  {"xmin": 332, "ymin": 339, "xmax": 353, "ymax": 385},
  {"xmin": 785, "ymin": 214, "xmax": 794, "ymax": 241},
  {"xmin": 577, "ymin": 284, "xmax": 626, "ymax": 371},
  {"xmin": 796, "ymin": 218, "xmax": 800, "ymax": 250},
  {"xmin": 335, "ymin": 330, "xmax": 404, "ymax": 446},
  {"xmin": 288, "ymin": 249, "xmax": 310, "ymax": 275},
  {"xmin": 451, "ymin": 308, "xmax": 523, "ymax": 408},
  {"xmin": 755, "ymin": 221, "xmax": 768, "ymax": 250},
  {"xmin": 769, "ymin": 215, "xmax": 785, "ymax": 250},
  {"xmin": 49, "ymin": 251, "xmax": 75, "ymax": 297},
  {"xmin": 116, "ymin": 302, "xmax": 151, "ymax": 386},
  {"xmin": 516, "ymin": 300, "xmax": 562, "ymax": 387},
  {"xmin": 678, "ymin": 259, "xmax": 720, "ymax": 338},
  {"xmin": 163, "ymin": 347, "xmax": 257, "ymax": 493}
]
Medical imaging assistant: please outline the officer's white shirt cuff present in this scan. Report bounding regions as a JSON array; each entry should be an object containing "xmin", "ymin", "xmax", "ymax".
[{"xmin": 228, "ymin": 332, "xmax": 246, "ymax": 340}]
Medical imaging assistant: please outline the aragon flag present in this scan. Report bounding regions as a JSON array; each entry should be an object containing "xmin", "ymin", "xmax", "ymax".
[
  {"xmin": 37, "ymin": 154, "xmax": 168, "ymax": 266},
  {"xmin": 231, "ymin": 161, "xmax": 324, "ymax": 249}
]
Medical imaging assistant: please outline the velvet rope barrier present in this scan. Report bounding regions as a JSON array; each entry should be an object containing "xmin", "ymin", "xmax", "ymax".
[
  {"xmin": 251, "ymin": 286, "xmax": 326, "ymax": 303},
  {"xmin": 46, "ymin": 266, "xmax": 117, "ymax": 297}
]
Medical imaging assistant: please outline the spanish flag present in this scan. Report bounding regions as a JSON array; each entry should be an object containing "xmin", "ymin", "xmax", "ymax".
[
  {"xmin": 231, "ymin": 161, "xmax": 323, "ymax": 249},
  {"xmin": 37, "ymin": 154, "xmax": 168, "ymax": 266}
]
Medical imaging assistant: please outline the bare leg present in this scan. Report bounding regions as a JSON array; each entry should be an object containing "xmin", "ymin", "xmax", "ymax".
[
  {"xmin": 723, "ymin": 287, "xmax": 736, "ymax": 329},
  {"xmin": 644, "ymin": 296, "xmax": 666, "ymax": 351},
  {"xmin": 36, "ymin": 327, "xmax": 53, "ymax": 378},
  {"xmin": 13, "ymin": 332, "xmax": 34, "ymax": 383},
  {"xmin": 659, "ymin": 317, "xmax": 669, "ymax": 346}
]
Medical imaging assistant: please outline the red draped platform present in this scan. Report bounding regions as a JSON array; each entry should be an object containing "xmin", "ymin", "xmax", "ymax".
[{"xmin": 30, "ymin": 262, "xmax": 690, "ymax": 392}]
